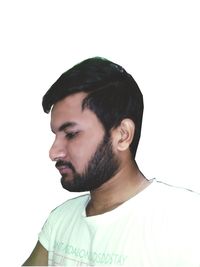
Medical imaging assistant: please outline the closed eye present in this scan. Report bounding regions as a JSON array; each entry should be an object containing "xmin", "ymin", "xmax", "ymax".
[{"xmin": 65, "ymin": 131, "xmax": 79, "ymax": 140}]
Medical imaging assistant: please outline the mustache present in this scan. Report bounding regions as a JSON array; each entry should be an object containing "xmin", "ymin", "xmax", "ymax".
[{"xmin": 55, "ymin": 160, "xmax": 76, "ymax": 172}]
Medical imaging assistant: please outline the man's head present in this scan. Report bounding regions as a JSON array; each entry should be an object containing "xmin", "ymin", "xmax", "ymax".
[{"xmin": 42, "ymin": 57, "xmax": 144, "ymax": 192}]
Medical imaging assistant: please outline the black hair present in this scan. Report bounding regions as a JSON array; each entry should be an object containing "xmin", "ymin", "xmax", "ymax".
[{"xmin": 42, "ymin": 57, "xmax": 143, "ymax": 158}]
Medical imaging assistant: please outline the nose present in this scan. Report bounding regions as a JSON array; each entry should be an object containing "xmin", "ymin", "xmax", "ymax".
[{"xmin": 49, "ymin": 138, "xmax": 67, "ymax": 161}]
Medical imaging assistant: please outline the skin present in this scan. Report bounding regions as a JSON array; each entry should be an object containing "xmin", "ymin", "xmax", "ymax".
[
  {"xmin": 22, "ymin": 241, "xmax": 48, "ymax": 266},
  {"xmin": 23, "ymin": 92, "xmax": 150, "ymax": 265}
]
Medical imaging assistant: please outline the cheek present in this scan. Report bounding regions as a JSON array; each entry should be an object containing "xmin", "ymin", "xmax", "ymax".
[{"xmin": 69, "ymin": 134, "xmax": 102, "ymax": 170}]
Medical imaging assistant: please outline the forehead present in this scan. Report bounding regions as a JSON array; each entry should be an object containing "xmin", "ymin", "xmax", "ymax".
[
  {"xmin": 52, "ymin": 92, "xmax": 87, "ymax": 116},
  {"xmin": 50, "ymin": 92, "xmax": 103, "ymax": 132}
]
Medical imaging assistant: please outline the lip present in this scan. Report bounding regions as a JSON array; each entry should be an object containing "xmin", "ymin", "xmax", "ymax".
[{"xmin": 56, "ymin": 166, "xmax": 72, "ymax": 175}]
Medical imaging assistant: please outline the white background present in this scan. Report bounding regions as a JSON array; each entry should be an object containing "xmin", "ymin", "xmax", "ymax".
[{"xmin": 0, "ymin": 0, "xmax": 199, "ymax": 265}]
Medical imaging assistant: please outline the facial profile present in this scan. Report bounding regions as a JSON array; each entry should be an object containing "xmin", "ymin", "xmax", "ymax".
[{"xmin": 49, "ymin": 92, "xmax": 120, "ymax": 192}]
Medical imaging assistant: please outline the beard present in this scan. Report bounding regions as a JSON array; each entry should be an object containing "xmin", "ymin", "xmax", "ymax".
[{"xmin": 56, "ymin": 133, "xmax": 120, "ymax": 192}]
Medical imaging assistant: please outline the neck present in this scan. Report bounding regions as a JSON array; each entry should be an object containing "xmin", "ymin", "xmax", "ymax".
[{"xmin": 86, "ymin": 161, "xmax": 150, "ymax": 216}]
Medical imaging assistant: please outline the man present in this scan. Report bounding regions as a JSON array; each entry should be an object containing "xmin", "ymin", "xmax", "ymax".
[{"xmin": 23, "ymin": 57, "xmax": 200, "ymax": 266}]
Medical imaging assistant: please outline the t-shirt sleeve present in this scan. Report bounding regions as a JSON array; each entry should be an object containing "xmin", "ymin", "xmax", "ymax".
[
  {"xmin": 38, "ymin": 213, "xmax": 53, "ymax": 251},
  {"xmin": 38, "ymin": 203, "xmax": 67, "ymax": 251},
  {"xmin": 37, "ymin": 197, "xmax": 84, "ymax": 252}
]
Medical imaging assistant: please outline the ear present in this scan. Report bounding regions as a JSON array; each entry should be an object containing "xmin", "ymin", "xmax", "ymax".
[{"xmin": 113, "ymin": 119, "xmax": 135, "ymax": 152}]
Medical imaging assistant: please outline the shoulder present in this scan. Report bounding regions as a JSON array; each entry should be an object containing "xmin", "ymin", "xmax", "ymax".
[
  {"xmin": 152, "ymin": 179, "xmax": 200, "ymax": 220},
  {"xmin": 48, "ymin": 194, "xmax": 89, "ymax": 222},
  {"xmin": 154, "ymin": 179, "xmax": 200, "ymax": 201},
  {"xmin": 53, "ymin": 193, "xmax": 89, "ymax": 212}
]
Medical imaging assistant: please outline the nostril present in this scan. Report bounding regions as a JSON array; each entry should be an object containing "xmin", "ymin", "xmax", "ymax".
[{"xmin": 53, "ymin": 157, "xmax": 61, "ymax": 162}]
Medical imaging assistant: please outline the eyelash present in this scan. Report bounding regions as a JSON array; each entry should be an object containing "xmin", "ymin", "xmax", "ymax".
[{"xmin": 65, "ymin": 131, "xmax": 79, "ymax": 140}]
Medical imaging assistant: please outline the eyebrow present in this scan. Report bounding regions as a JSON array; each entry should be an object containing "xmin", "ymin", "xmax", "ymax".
[{"xmin": 52, "ymin": 121, "xmax": 78, "ymax": 133}]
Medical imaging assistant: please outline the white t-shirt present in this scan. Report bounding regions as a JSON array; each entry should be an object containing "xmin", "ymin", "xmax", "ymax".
[{"xmin": 39, "ymin": 179, "xmax": 200, "ymax": 266}]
